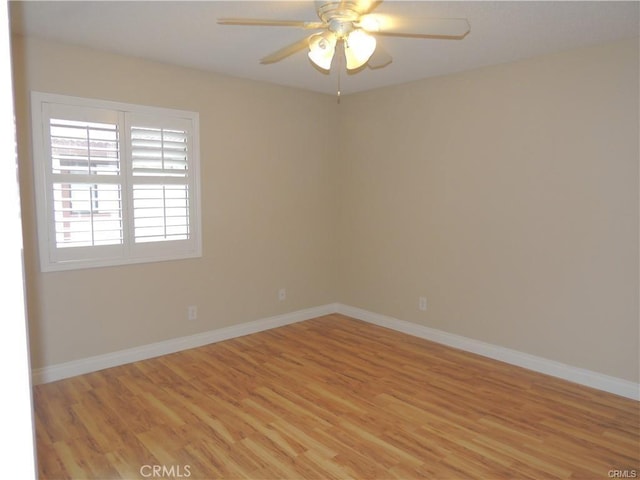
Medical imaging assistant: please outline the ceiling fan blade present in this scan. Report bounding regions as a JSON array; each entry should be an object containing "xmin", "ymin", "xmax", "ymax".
[
  {"xmin": 260, "ymin": 35, "xmax": 313, "ymax": 64},
  {"xmin": 361, "ymin": 15, "xmax": 470, "ymax": 39},
  {"xmin": 367, "ymin": 43, "xmax": 392, "ymax": 69},
  {"xmin": 353, "ymin": 0, "xmax": 382, "ymax": 15},
  {"xmin": 218, "ymin": 18, "xmax": 325, "ymax": 29}
]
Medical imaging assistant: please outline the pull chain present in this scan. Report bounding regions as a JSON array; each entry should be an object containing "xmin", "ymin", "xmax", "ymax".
[{"xmin": 336, "ymin": 41, "xmax": 342, "ymax": 104}]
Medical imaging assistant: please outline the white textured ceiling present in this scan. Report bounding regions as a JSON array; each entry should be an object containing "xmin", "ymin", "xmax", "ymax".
[{"xmin": 9, "ymin": 1, "xmax": 640, "ymax": 96}]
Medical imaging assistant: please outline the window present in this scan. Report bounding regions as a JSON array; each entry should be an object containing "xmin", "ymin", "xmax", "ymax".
[{"xmin": 31, "ymin": 92, "xmax": 201, "ymax": 271}]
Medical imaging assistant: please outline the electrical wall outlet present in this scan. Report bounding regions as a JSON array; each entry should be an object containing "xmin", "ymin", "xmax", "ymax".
[
  {"xmin": 188, "ymin": 305, "xmax": 198, "ymax": 321},
  {"xmin": 278, "ymin": 288, "xmax": 286, "ymax": 301},
  {"xmin": 419, "ymin": 297, "xmax": 427, "ymax": 311}
]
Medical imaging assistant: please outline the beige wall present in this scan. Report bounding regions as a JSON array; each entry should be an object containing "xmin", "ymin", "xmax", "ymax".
[
  {"xmin": 12, "ymin": 36, "xmax": 339, "ymax": 368},
  {"xmin": 12, "ymin": 35, "xmax": 639, "ymax": 383},
  {"xmin": 337, "ymin": 39, "xmax": 639, "ymax": 383}
]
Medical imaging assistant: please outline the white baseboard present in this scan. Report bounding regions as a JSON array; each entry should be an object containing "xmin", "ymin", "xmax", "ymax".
[
  {"xmin": 335, "ymin": 304, "xmax": 640, "ymax": 401},
  {"xmin": 31, "ymin": 304, "xmax": 337, "ymax": 385},
  {"xmin": 32, "ymin": 302, "xmax": 639, "ymax": 401}
]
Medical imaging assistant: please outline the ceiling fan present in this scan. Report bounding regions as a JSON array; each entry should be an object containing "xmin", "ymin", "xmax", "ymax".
[{"xmin": 218, "ymin": 1, "xmax": 471, "ymax": 72}]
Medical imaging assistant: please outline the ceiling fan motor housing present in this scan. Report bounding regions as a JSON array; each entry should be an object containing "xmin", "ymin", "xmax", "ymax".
[{"xmin": 316, "ymin": 1, "xmax": 365, "ymax": 38}]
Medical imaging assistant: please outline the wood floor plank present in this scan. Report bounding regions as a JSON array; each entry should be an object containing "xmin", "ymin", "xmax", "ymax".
[{"xmin": 33, "ymin": 314, "xmax": 640, "ymax": 479}]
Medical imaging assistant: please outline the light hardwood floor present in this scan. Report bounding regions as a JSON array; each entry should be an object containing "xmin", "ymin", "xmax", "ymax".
[{"xmin": 34, "ymin": 314, "xmax": 639, "ymax": 479}]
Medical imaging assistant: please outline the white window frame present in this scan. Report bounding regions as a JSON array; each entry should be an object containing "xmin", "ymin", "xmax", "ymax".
[{"xmin": 31, "ymin": 91, "xmax": 202, "ymax": 272}]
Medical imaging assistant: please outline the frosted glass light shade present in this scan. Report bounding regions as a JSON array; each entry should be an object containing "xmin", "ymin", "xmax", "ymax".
[
  {"xmin": 308, "ymin": 32, "xmax": 337, "ymax": 70},
  {"xmin": 344, "ymin": 29, "xmax": 376, "ymax": 70}
]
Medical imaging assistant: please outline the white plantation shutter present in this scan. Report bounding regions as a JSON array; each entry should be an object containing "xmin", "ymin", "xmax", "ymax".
[
  {"xmin": 133, "ymin": 184, "xmax": 190, "ymax": 243},
  {"xmin": 131, "ymin": 126, "xmax": 189, "ymax": 177},
  {"xmin": 127, "ymin": 115, "xmax": 196, "ymax": 256},
  {"xmin": 32, "ymin": 92, "xmax": 201, "ymax": 271},
  {"xmin": 47, "ymin": 115, "xmax": 123, "ymax": 253},
  {"xmin": 52, "ymin": 182, "xmax": 123, "ymax": 248},
  {"xmin": 50, "ymin": 118, "xmax": 120, "ymax": 176},
  {"xmin": 129, "ymin": 119, "xmax": 190, "ymax": 244}
]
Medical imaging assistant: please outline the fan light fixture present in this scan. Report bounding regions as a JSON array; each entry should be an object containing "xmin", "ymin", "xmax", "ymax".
[
  {"xmin": 308, "ymin": 32, "xmax": 337, "ymax": 70},
  {"xmin": 308, "ymin": 28, "xmax": 376, "ymax": 71},
  {"xmin": 218, "ymin": 0, "xmax": 472, "ymax": 76},
  {"xmin": 344, "ymin": 29, "xmax": 376, "ymax": 69}
]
